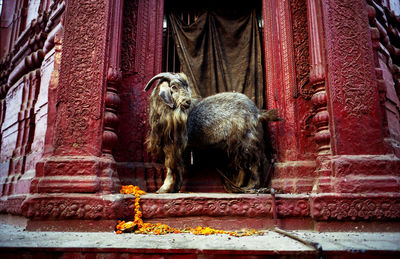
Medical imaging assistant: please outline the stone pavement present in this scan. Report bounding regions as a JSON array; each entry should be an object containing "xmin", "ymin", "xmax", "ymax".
[{"xmin": 1, "ymin": 220, "xmax": 400, "ymax": 258}]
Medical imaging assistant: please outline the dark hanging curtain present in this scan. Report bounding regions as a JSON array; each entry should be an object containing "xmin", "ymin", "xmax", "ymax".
[{"xmin": 168, "ymin": 6, "xmax": 265, "ymax": 108}]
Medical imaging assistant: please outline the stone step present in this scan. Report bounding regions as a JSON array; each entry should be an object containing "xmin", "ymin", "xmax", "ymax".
[
  {"xmin": 1, "ymin": 221, "xmax": 399, "ymax": 258},
  {"xmin": 14, "ymin": 192, "xmax": 400, "ymax": 232}
]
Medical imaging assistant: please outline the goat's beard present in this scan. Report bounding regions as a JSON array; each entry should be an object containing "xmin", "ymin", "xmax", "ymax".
[
  {"xmin": 146, "ymin": 104, "xmax": 188, "ymax": 161},
  {"xmin": 164, "ymin": 107, "xmax": 188, "ymax": 146}
]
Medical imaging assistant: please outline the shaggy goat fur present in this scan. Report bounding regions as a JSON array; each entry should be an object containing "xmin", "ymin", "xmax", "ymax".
[{"xmin": 144, "ymin": 72, "xmax": 279, "ymax": 193}]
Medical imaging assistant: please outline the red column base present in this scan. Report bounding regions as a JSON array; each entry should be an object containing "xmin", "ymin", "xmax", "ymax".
[
  {"xmin": 16, "ymin": 155, "xmax": 122, "ymax": 220},
  {"xmin": 31, "ymin": 156, "xmax": 121, "ymax": 194},
  {"xmin": 314, "ymin": 154, "xmax": 400, "ymax": 193}
]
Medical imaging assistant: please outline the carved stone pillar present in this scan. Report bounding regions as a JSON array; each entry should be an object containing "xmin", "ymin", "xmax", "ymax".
[
  {"xmin": 308, "ymin": 0, "xmax": 329, "ymax": 155},
  {"xmin": 22, "ymin": 0, "xmax": 122, "ymax": 220},
  {"xmin": 306, "ymin": 0, "xmax": 332, "ymax": 192},
  {"xmin": 263, "ymin": 0, "xmax": 318, "ymax": 193},
  {"xmin": 115, "ymin": 0, "xmax": 165, "ymax": 191},
  {"xmin": 312, "ymin": 0, "xmax": 400, "ymax": 195},
  {"xmin": 103, "ymin": 0, "xmax": 123, "ymax": 156}
]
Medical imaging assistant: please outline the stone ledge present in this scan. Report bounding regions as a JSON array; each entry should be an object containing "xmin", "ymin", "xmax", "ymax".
[
  {"xmin": 0, "ymin": 221, "xmax": 399, "ymax": 258},
  {"xmin": 0, "ymin": 192, "xmax": 398, "ymax": 232},
  {"xmin": 0, "ymin": 192, "xmax": 393, "ymax": 231},
  {"xmin": 0, "ymin": 192, "xmax": 397, "ymax": 221}
]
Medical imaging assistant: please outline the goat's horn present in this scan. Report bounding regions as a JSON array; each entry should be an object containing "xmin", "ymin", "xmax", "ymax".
[{"xmin": 143, "ymin": 73, "xmax": 176, "ymax": 92}]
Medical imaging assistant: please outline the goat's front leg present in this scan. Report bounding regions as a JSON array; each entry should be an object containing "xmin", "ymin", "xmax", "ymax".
[
  {"xmin": 157, "ymin": 167, "xmax": 184, "ymax": 193},
  {"xmin": 157, "ymin": 151, "xmax": 184, "ymax": 193},
  {"xmin": 157, "ymin": 167, "xmax": 175, "ymax": 193}
]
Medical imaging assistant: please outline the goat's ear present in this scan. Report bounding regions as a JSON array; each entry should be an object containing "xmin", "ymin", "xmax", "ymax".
[{"xmin": 159, "ymin": 82, "xmax": 174, "ymax": 108}]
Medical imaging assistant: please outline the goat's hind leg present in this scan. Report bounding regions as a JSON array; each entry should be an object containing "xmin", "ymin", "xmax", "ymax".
[
  {"xmin": 240, "ymin": 138, "xmax": 266, "ymax": 193},
  {"xmin": 243, "ymin": 152, "xmax": 271, "ymax": 193},
  {"xmin": 240, "ymin": 165, "xmax": 261, "ymax": 192}
]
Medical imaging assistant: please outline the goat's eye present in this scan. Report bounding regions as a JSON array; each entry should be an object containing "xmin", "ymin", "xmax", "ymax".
[{"xmin": 171, "ymin": 85, "xmax": 178, "ymax": 92}]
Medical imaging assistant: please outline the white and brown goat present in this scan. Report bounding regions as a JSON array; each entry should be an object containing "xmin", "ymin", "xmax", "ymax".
[{"xmin": 144, "ymin": 72, "xmax": 279, "ymax": 193}]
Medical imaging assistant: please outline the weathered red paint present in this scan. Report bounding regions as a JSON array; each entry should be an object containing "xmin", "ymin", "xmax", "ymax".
[{"xmin": 0, "ymin": 0, "xmax": 399, "ymax": 232}]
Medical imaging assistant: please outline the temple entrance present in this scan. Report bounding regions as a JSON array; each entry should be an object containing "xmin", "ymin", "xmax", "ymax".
[
  {"xmin": 117, "ymin": 0, "xmax": 318, "ymax": 194},
  {"xmin": 161, "ymin": 0, "xmax": 268, "ymax": 192}
]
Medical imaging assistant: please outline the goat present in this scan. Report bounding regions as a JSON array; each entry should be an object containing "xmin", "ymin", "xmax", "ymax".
[{"xmin": 144, "ymin": 72, "xmax": 280, "ymax": 193}]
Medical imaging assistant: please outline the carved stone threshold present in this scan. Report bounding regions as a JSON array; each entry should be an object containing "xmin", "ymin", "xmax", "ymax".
[{"xmin": 1, "ymin": 192, "xmax": 395, "ymax": 231}]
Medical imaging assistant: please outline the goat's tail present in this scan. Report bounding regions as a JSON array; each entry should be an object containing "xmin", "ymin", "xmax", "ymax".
[{"xmin": 259, "ymin": 109, "xmax": 284, "ymax": 122}]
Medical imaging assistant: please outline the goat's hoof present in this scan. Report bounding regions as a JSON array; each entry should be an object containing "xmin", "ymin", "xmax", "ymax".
[
  {"xmin": 156, "ymin": 187, "xmax": 173, "ymax": 193},
  {"xmin": 156, "ymin": 189, "xmax": 167, "ymax": 193},
  {"xmin": 245, "ymin": 187, "xmax": 272, "ymax": 194}
]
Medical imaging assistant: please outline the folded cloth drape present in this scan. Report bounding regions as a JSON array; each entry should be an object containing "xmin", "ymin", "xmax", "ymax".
[{"xmin": 168, "ymin": 7, "xmax": 265, "ymax": 108}]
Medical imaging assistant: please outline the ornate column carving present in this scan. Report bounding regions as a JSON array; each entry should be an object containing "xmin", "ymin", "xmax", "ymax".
[
  {"xmin": 309, "ymin": 0, "xmax": 400, "ymax": 222},
  {"xmin": 322, "ymin": 0, "xmax": 386, "ymax": 155},
  {"xmin": 115, "ymin": 0, "xmax": 164, "ymax": 191},
  {"xmin": 263, "ymin": 0, "xmax": 317, "ymax": 193},
  {"xmin": 306, "ymin": 0, "xmax": 331, "ymax": 193},
  {"xmin": 51, "ymin": 1, "xmax": 107, "ymax": 156},
  {"xmin": 103, "ymin": 0, "xmax": 123, "ymax": 155},
  {"xmin": 307, "ymin": 0, "xmax": 330, "ymax": 156},
  {"xmin": 315, "ymin": 0, "xmax": 400, "ymax": 194},
  {"xmin": 28, "ymin": 0, "xmax": 121, "ymax": 199}
]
